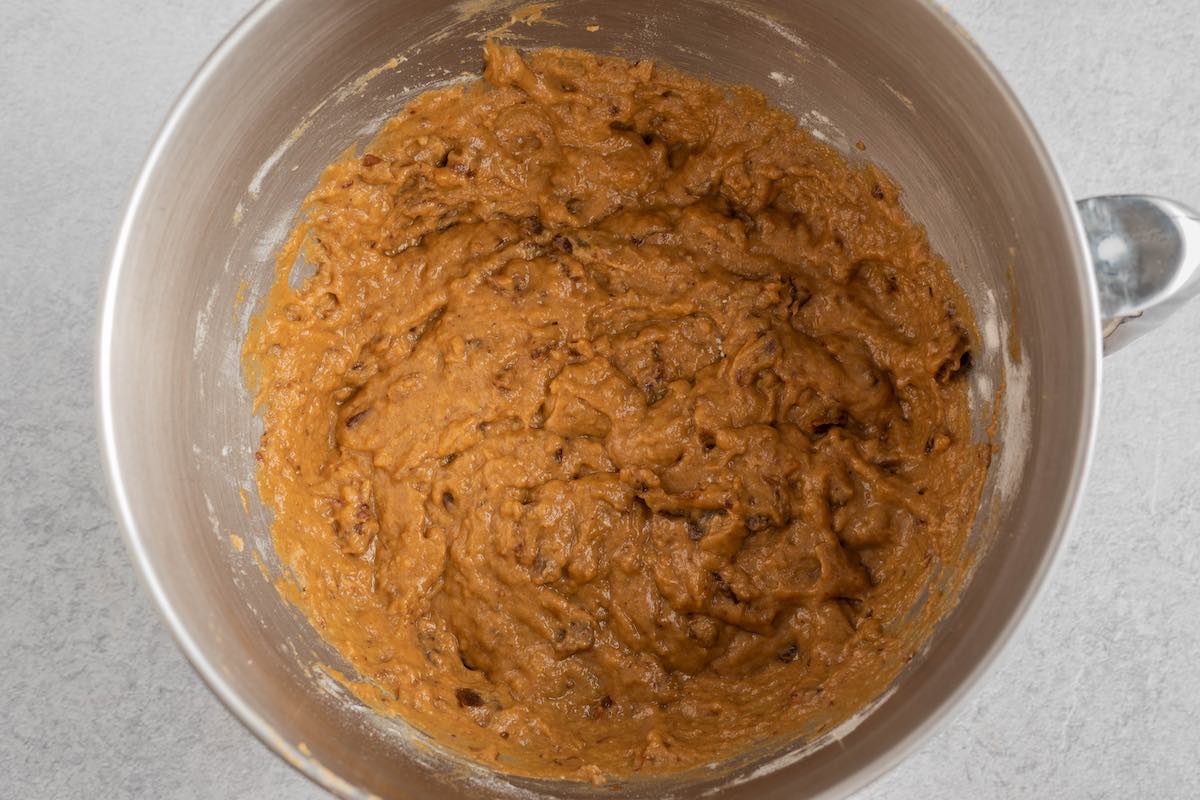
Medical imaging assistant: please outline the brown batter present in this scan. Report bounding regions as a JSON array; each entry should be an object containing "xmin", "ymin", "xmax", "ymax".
[{"xmin": 245, "ymin": 42, "xmax": 987, "ymax": 780}]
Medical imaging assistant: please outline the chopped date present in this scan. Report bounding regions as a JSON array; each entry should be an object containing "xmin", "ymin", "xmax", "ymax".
[
  {"xmin": 712, "ymin": 572, "xmax": 739, "ymax": 604},
  {"xmin": 875, "ymin": 459, "xmax": 901, "ymax": 475},
  {"xmin": 745, "ymin": 515, "xmax": 772, "ymax": 532},
  {"xmin": 344, "ymin": 409, "xmax": 370, "ymax": 429},
  {"xmin": 521, "ymin": 216, "xmax": 544, "ymax": 236}
]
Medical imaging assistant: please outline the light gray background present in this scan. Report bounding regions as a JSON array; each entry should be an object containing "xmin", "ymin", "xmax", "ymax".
[{"xmin": 2, "ymin": 0, "xmax": 1198, "ymax": 797}]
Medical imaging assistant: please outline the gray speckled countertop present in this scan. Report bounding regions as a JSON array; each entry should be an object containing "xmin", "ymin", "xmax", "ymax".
[{"xmin": 2, "ymin": 0, "xmax": 1198, "ymax": 797}]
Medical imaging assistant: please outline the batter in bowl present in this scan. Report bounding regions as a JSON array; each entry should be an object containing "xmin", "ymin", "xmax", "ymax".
[{"xmin": 245, "ymin": 42, "xmax": 988, "ymax": 780}]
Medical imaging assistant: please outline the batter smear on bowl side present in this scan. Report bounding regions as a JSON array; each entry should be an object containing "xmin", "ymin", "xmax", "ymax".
[{"xmin": 245, "ymin": 42, "xmax": 989, "ymax": 780}]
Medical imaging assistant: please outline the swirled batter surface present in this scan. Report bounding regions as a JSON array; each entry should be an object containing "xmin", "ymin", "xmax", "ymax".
[{"xmin": 246, "ymin": 43, "xmax": 988, "ymax": 780}]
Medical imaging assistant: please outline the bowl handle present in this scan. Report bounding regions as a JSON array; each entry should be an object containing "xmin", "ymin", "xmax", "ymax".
[{"xmin": 1078, "ymin": 195, "xmax": 1200, "ymax": 353}]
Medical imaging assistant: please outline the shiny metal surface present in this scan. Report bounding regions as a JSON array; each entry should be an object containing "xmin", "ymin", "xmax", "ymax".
[
  {"xmin": 1078, "ymin": 195, "xmax": 1200, "ymax": 351},
  {"xmin": 99, "ymin": 0, "xmax": 1106, "ymax": 797}
]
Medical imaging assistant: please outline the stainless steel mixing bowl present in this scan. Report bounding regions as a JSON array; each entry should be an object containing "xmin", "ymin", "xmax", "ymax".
[{"xmin": 97, "ymin": 0, "xmax": 1200, "ymax": 797}]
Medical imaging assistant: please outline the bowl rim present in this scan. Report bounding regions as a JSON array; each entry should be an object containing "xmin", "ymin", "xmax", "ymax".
[{"xmin": 96, "ymin": 0, "xmax": 1101, "ymax": 797}]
